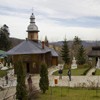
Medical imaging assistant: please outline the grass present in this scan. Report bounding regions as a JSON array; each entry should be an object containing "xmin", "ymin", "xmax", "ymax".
[
  {"xmin": 37, "ymin": 87, "xmax": 100, "ymax": 100},
  {"xmin": 53, "ymin": 67, "xmax": 89, "ymax": 76},
  {"xmin": 95, "ymin": 69, "xmax": 100, "ymax": 75},
  {"xmin": 0, "ymin": 70, "xmax": 7, "ymax": 77},
  {"xmin": 0, "ymin": 68, "xmax": 13, "ymax": 77}
]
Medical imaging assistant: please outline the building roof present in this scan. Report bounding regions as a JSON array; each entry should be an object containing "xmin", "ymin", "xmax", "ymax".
[
  {"xmin": 0, "ymin": 50, "xmax": 7, "ymax": 58},
  {"xmin": 6, "ymin": 13, "xmax": 58, "ymax": 57},
  {"xmin": 0, "ymin": 50, "xmax": 5, "ymax": 55},
  {"xmin": 88, "ymin": 46, "xmax": 100, "ymax": 57},
  {"xmin": 6, "ymin": 40, "xmax": 58, "ymax": 57},
  {"xmin": 88, "ymin": 51, "xmax": 100, "ymax": 57},
  {"xmin": 50, "ymin": 48, "xmax": 58, "ymax": 57}
]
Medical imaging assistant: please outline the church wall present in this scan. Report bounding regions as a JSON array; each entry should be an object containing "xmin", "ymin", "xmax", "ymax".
[
  {"xmin": 52, "ymin": 57, "xmax": 58, "ymax": 66},
  {"xmin": 11, "ymin": 53, "xmax": 58, "ymax": 74},
  {"xmin": 12, "ymin": 53, "xmax": 52, "ymax": 74},
  {"xmin": 31, "ymin": 54, "xmax": 42, "ymax": 73},
  {"xmin": 44, "ymin": 52, "xmax": 52, "ymax": 67}
]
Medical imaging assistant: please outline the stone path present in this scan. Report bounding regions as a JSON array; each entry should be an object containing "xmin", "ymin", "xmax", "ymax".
[
  {"xmin": 0, "ymin": 66, "xmax": 100, "ymax": 100},
  {"xmin": 86, "ymin": 67, "xmax": 96, "ymax": 76},
  {"xmin": 49, "ymin": 66, "xmax": 100, "ymax": 88},
  {"xmin": 0, "ymin": 87, "xmax": 16, "ymax": 100},
  {"xmin": 0, "ymin": 69, "xmax": 16, "ymax": 89}
]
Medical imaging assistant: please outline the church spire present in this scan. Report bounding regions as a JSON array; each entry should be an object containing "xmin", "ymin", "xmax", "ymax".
[
  {"xmin": 30, "ymin": 13, "xmax": 35, "ymax": 23},
  {"xmin": 27, "ymin": 13, "xmax": 39, "ymax": 32},
  {"xmin": 27, "ymin": 13, "xmax": 39, "ymax": 42}
]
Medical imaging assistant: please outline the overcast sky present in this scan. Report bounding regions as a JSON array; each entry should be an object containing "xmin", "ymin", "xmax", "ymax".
[{"xmin": 0, "ymin": 0, "xmax": 100, "ymax": 41}]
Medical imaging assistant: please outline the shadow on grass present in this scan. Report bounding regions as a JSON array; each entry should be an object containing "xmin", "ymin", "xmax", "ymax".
[{"xmin": 92, "ymin": 96, "xmax": 100, "ymax": 99}]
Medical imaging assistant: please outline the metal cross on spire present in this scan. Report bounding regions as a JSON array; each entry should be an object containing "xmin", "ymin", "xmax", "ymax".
[{"xmin": 32, "ymin": 7, "xmax": 34, "ymax": 14}]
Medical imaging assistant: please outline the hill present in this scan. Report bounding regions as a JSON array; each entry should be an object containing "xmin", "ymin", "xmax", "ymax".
[
  {"xmin": 10, "ymin": 37, "xmax": 24, "ymax": 48},
  {"xmin": 50, "ymin": 41, "xmax": 100, "ymax": 48},
  {"xmin": 10, "ymin": 37, "xmax": 100, "ymax": 48}
]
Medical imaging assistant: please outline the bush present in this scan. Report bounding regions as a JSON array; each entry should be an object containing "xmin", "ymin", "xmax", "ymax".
[
  {"xmin": 83, "ymin": 63, "xmax": 90, "ymax": 68},
  {"xmin": 0, "ymin": 70, "xmax": 7, "ymax": 78},
  {"xmin": 92, "ymin": 70, "xmax": 96, "ymax": 75},
  {"xmin": 28, "ymin": 85, "xmax": 39, "ymax": 100},
  {"xmin": 16, "ymin": 60, "xmax": 28, "ymax": 100},
  {"xmin": 64, "ymin": 64, "xmax": 70, "ymax": 69}
]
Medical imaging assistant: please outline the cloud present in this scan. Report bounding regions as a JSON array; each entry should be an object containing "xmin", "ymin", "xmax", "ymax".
[
  {"xmin": 51, "ymin": 16, "xmax": 100, "ymax": 28},
  {"xmin": 1, "ymin": 0, "xmax": 100, "ymax": 18},
  {"xmin": 0, "ymin": 0, "xmax": 100, "ymax": 41}
]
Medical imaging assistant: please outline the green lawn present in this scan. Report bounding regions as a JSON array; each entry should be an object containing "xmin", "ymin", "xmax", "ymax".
[
  {"xmin": 95, "ymin": 69, "xmax": 100, "ymax": 75},
  {"xmin": 53, "ymin": 67, "xmax": 89, "ymax": 76},
  {"xmin": 37, "ymin": 87, "xmax": 100, "ymax": 100},
  {"xmin": 0, "ymin": 68, "xmax": 14, "ymax": 78},
  {"xmin": 0, "ymin": 70, "xmax": 7, "ymax": 77}
]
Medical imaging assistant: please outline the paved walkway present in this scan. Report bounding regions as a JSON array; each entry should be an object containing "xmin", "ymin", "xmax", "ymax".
[
  {"xmin": 0, "ymin": 66, "xmax": 100, "ymax": 100},
  {"xmin": 86, "ymin": 67, "xmax": 96, "ymax": 76},
  {"xmin": 48, "ymin": 66, "xmax": 100, "ymax": 88},
  {"xmin": 32, "ymin": 66, "xmax": 100, "ymax": 88}
]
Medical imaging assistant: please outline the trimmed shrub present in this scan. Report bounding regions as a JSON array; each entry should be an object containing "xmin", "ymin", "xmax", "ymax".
[{"xmin": 39, "ymin": 63, "xmax": 49, "ymax": 93}]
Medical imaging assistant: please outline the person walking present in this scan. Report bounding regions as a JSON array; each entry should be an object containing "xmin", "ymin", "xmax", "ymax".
[
  {"xmin": 5, "ymin": 74, "xmax": 8, "ymax": 85},
  {"xmin": 58, "ymin": 69, "xmax": 63, "ymax": 79},
  {"xmin": 67, "ymin": 68, "xmax": 71, "ymax": 81},
  {"xmin": 27, "ymin": 75, "xmax": 33, "ymax": 92}
]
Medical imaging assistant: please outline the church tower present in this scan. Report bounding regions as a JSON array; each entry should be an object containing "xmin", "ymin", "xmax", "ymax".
[{"xmin": 27, "ymin": 13, "xmax": 39, "ymax": 42}]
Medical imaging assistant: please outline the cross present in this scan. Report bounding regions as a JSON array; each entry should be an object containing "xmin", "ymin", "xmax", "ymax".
[{"xmin": 32, "ymin": 7, "xmax": 34, "ymax": 13}]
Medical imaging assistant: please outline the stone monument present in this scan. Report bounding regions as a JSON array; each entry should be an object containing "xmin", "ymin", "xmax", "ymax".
[
  {"xmin": 96, "ymin": 58, "xmax": 100, "ymax": 69},
  {"xmin": 71, "ymin": 57, "xmax": 77, "ymax": 69}
]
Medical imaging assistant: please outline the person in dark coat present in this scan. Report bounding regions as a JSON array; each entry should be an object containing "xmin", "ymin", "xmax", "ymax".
[
  {"xmin": 58, "ymin": 69, "xmax": 63, "ymax": 79},
  {"xmin": 27, "ymin": 75, "xmax": 33, "ymax": 91},
  {"xmin": 5, "ymin": 74, "xmax": 8, "ymax": 84},
  {"xmin": 67, "ymin": 68, "xmax": 71, "ymax": 81}
]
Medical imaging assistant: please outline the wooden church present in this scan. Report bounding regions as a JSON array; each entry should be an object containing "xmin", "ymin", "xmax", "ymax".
[
  {"xmin": 88, "ymin": 46, "xmax": 100, "ymax": 66},
  {"xmin": 7, "ymin": 13, "xmax": 58, "ymax": 74}
]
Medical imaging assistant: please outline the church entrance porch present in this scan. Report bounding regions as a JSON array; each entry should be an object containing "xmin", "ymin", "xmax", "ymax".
[
  {"xmin": 26, "ymin": 62, "xmax": 30, "ymax": 73},
  {"xmin": 25, "ymin": 61, "xmax": 39, "ymax": 74}
]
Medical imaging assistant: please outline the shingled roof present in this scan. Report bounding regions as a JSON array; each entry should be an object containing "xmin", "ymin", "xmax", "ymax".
[
  {"xmin": 50, "ymin": 48, "xmax": 58, "ymax": 57},
  {"xmin": 6, "ymin": 40, "xmax": 58, "ymax": 57},
  {"xmin": 0, "ymin": 50, "xmax": 7, "ymax": 58},
  {"xmin": 88, "ymin": 51, "xmax": 100, "ymax": 57},
  {"xmin": 88, "ymin": 46, "xmax": 100, "ymax": 57}
]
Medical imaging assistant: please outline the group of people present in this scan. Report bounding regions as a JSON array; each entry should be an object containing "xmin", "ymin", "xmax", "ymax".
[{"xmin": 58, "ymin": 67, "xmax": 71, "ymax": 81}]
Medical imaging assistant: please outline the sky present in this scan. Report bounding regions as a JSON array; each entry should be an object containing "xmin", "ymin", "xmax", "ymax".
[{"xmin": 0, "ymin": 0, "xmax": 100, "ymax": 42}]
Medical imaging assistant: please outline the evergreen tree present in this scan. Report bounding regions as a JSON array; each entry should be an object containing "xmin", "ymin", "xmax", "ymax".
[
  {"xmin": 39, "ymin": 63, "xmax": 49, "ymax": 93},
  {"xmin": 60, "ymin": 38, "xmax": 70, "ymax": 64},
  {"xmin": 0, "ymin": 24, "xmax": 11, "ymax": 50},
  {"xmin": 73, "ymin": 36, "xmax": 81, "ymax": 45},
  {"xmin": 1, "ymin": 24, "xmax": 10, "ymax": 35},
  {"xmin": 16, "ymin": 60, "xmax": 28, "ymax": 100},
  {"xmin": 72, "ymin": 36, "xmax": 82, "ymax": 58},
  {"xmin": 45, "ymin": 36, "xmax": 49, "ymax": 47},
  {"xmin": 77, "ymin": 45, "xmax": 86, "ymax": 65}
]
